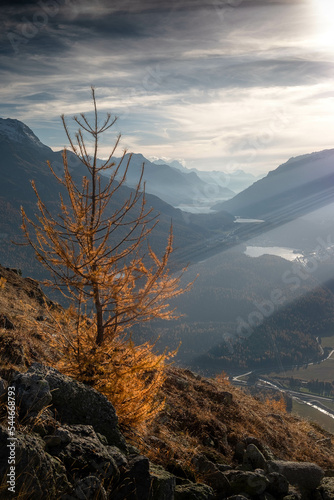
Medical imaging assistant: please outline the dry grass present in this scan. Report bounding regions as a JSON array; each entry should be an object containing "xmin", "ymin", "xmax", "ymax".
[
  {"xmin": 1, "ymin": 265, "xmax": 333, "ymax": 477},
  {"xmin": 127, "ymin": 366, "xmax": 334, "ymax": 477},
  {"xmin": 0, "ymin": 266, "xmax": 171, "ymax": 429}
]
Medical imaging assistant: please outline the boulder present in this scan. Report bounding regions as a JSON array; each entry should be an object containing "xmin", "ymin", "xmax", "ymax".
[
  {"xmin": 267, "ymin": 460, "xmax": 324, "ymax": 491},
  {"xmin": 0, "ymin": 425, "xmax": 69, "ymax": 499},
  {"xmin": 191, "ymin": 454, "xmax": 230, "ymax": 494},
  {"xmin": 174, "ymin": 482, "xmax": 215, "ymax": 500},
  {"xmin": 25, "ymin": 363, "xmax": 126, "ymax": 450},
  {"xmin": 224, "ymin": 470, "xmax": 269, "ymax": 496},
  {"xmin": 317, "ymin": 477, "xmax": 334, "ymax": 500},
  {"xmin": 74, "ymin": 475, "xmax": 107, "ymax": 500},
  {"xmin": 54, "ymin": 424, "xmax": 120, "ymax": 487},
  {"xmin": 243, "ymin": 443, "xmax": 267, "ymax": 471},
  {"xmin": 150, "ymin": 464, "xmax": 176, "ymax": 499},
  {"xmin": 111, "ymin": 455, "xmax": 151, "ymax": 500},
  {"xmin": 266, "ymin": 472, "xmax": 289, "ymax": 497},
  {"xmin": 12, "ymin": 370, "xmax": 52, "ymax": 417}
]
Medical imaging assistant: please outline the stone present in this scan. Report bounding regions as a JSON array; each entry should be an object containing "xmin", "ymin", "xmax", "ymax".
[
  {"xmin": 243, "ymin": 444, "xmax": 267, "ymax": 471},
  {"xmin": 54, "ymin": 426, "xmax": 72, "ymax": 445},
  {"xmin": 106, "ymin": 445, "xmax": 128, "ymax": 471},
  {"xmin": 12, "ymin": 370, "xmax": 52, "ymax": 417},
  {"xmin": 74, "ymin": 475, "xmax": 107, "ymax": 500},
  {"xmin": 43, "ymin": 434, "xmax": 63, "ymax": 448},
  {"xmin": 317, "ymin": 477, "xmax": 334, "ymax": 500},
  {"xmin": 111, "ymin": 455, "xmax": 151, "ymax": 500},
  {"xmin": 266, "ymin": 472, "xmax": 289, "ymax": 497},
  {"xmin": 191, "ymin": 454, "xmax": 230, "ymax": 494},
  {"xmin": 150, "ymin": 464, "xmax": 176, "ymax": 499},
  {"xmin": 26, "ymin": 363, "xmax": 126, "ymax": 450},
  {"xmin": 174, "ymin": 482, "xmax": 215, "ymax": 500},
  {"xmin": 234, "ymin": 442, "xmax": 246, "ymax": 462},
  {"xmin": 55, "ymin": 424, "xmax": 119, "ymax": 487},
  {"xmin": 0, "ymin": 424, "xmax": 68, "ymax": 499},
  {"xmin": 267, "ymin": 460, "xmax": 324, "ymax": 491},
  {"xmin": 225, "ymin": 470, "xmax": 269, "ymax": 496}
]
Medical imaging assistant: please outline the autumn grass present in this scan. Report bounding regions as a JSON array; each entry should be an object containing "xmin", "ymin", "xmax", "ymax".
[
  {"xmin": 128, "ymin": 367, "xmax": 334, "ymax": 476},
  {"xmin": 1, "ymin": 265, "xmax": 334, "ymax": 476}
]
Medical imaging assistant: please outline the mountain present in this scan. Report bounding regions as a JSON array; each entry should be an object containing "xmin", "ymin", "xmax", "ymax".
[
  {"xmin": 105, "ymin": 154, "xmax": 235, "ymax": 207},
  {"xmin": 0, "ymin": 118, "xmax": 234, "ymax": 278},
  {"xmin": 154, "ymin": 158, "xmax": 260, "ymax": 194},
  {"xmin": 214, "ymin": 149, "xmax": 334, "ymax": 220}
]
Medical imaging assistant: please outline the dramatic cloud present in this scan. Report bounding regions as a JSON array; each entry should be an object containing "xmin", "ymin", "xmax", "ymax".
[{"xmin": 0, "ymin": 0, "xmax": 333, "ymax": 173}]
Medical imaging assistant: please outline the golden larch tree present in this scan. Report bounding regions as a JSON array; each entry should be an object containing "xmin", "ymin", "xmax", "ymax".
[{"xmin": 21, "ymin": 88, "xmax": 190, "ymax": 426}]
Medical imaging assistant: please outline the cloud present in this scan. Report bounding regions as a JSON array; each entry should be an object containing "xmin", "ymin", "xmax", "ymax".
[{"xmin": 0, "ymin": 0, "xmax": 333, "ymax": 173}]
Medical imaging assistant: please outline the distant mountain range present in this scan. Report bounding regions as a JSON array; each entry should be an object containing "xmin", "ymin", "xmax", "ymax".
[
  {"xmin": 154, "ymin": 158, "xmax": 262, "ymax": 194},
  {"xmin": 215, "ymin": 149, "xmax": 334, "ymax": 221},
  {"xmin": 0, "ymin": 118, "xmax": 234, "ymax": 277},
  {"xmin": 1, "ymin": 116, "xmax": 334, "ymax": 277},
  {"xmin": 102, "ymin": 154, "xmax": 235, "ymax": 208}
]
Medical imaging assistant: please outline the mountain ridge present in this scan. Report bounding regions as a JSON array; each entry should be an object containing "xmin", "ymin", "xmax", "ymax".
[{"xmin": 214, "ymin": 147, "xmax": 334, "ymax": 219}]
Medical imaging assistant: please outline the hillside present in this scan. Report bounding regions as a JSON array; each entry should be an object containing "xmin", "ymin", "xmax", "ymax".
[
  {"xmin": 1, "ymin": 265, "xmax": 334, "ymax": 499},
  {"xmin": 134, "ymin": 248, "xmax": 334, "ymax": 373},
  {"xmin": 214, "ymin": 149, "xmax": 334, "ymax": 220}
]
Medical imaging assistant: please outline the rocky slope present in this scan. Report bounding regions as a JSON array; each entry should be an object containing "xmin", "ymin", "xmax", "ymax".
[{"xmin": 0, "ymin": 266, "xmax": 334, "ymax": 499}]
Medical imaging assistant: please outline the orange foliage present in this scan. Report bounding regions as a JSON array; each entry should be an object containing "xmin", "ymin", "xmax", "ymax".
[{"xmin": 21, "ymin": 88, "xmax": 191, "ymax": 426}]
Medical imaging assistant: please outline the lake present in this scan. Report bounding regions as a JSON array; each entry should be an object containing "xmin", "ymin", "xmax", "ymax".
[{"xmin": 244, "ymin": 246, "xmax": 303, "ymax": 261}]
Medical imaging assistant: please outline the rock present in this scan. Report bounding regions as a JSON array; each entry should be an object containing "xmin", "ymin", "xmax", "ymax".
[
  {"xmin": 0, "ymin": 425, "xmax": 69, "ymax": 499},
  {"xmin": 191, "ymin": 454, "xmax": 230, "ymax": 494},
  {"xmin": 221, "ymin": 391, "xmax": 233, "ymax": 404},
  {"xmin": 74, "ymin": 475, "xmax": 107, "ymax": 500},
  {"xmin": 244, "ymin": 436, "xmax": 275, "ymax": 461},
  {"xmin": 224, "ymin": 470, "xmax": 269, "ymax": 496},
  {"xmin": 317, "ymin": 477, "xmax": 334, "ymax": 500},
  {"xmin": 267, "ymin": 460, "xmax": 324, "ymax": 491},
  {"xmin": 12, "ymin": 370, "xmax": 52, "ymax": 417},
  {"xmin": 282, "ymin": 488, "xmax": 302, "ymax": 500},
  {"xmin": 266, "ymin": 472, "xmax": 289, "ymax": 497},
  {"xmin": 111, "ymin": 455, "xmax": 152, "ymax": 500},
  {"xmin": 26, "ymin": 363, "xmax": 126, "ymax": 450},
  {"xmin": 243, "ymin": 444, "xmax": 267, "ymax": 471},
  {"xmin": 174, "ymin": 482, "xmax": 215, "ymax": 500},
  {"xmin": 55, "ymin": 424, "xmax": 120, "ymax": 487},
  {"xmin": 150, "ymin": 464, "xmax": 176, "ymax": 499},
  {"xmin": 54, "ymin": 426, "xmax": 72, "ymax": 445},
  {"xmin": 170, "ymin": 374, "xmax": 191, "ymax": 390},
  {"xmin": 43, "ymin": 434, "xmax": 63, "ymax": 448},
  {"xmin": 234, "ymin": 442, "xmax": 246, "ymax": 462},
  {"xmin": 106, "ymin": 445, "xmax": 128, "ymax": 471}
]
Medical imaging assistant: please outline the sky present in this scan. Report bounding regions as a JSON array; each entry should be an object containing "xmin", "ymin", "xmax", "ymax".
[{"xmin": 0, "ymin": 0, "xmax": 334, "ymax": 174}]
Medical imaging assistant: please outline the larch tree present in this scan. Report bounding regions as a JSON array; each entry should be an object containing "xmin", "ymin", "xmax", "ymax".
[{"xmin": 21, "ymin": 88, "xmax": 190, "ymax": 426}]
